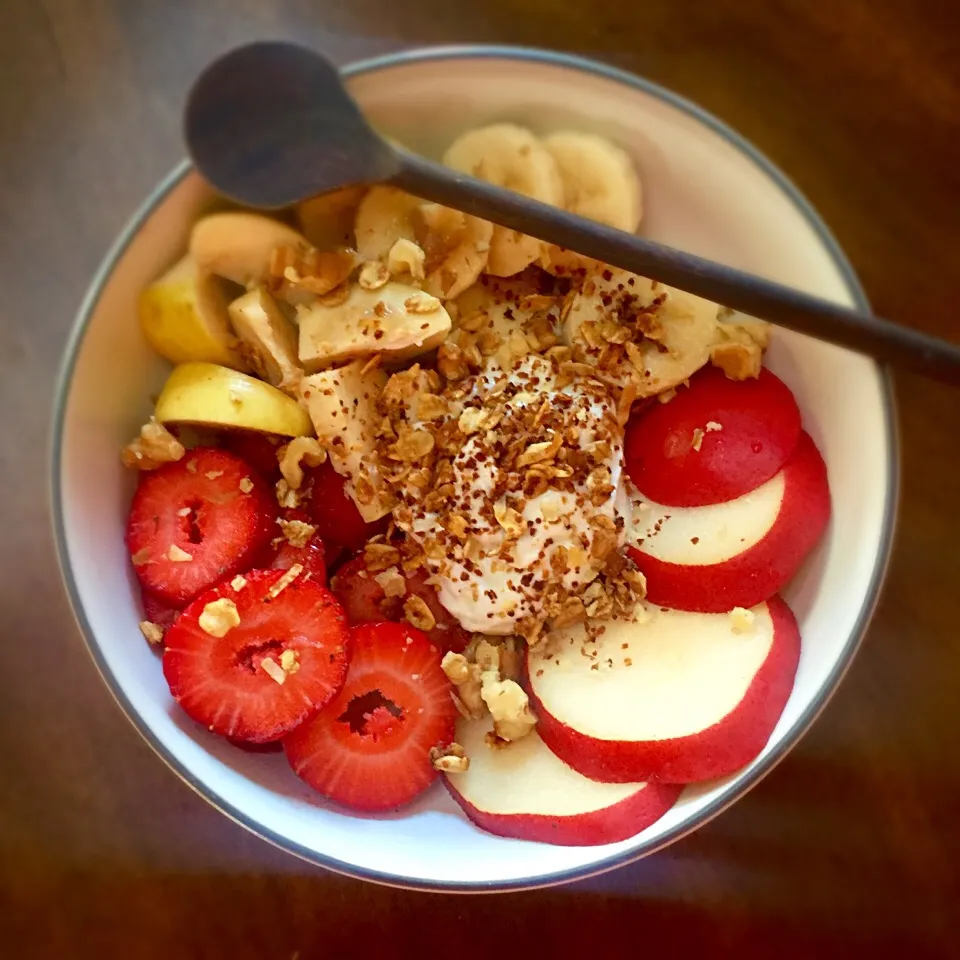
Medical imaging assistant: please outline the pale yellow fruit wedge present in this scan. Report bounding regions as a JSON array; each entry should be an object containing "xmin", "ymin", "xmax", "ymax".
[
  {"xmin": 138, "ymin": 255, "xmax": 247, "ymax": 369},
  {"xmin": 190, "ymin": 212, "xmax": 306, "ymax": 288},
  {"xmin": 155, "ymin": 362, "xmax": 313, "ymax": 437},
  {"xmin": 297, "ymin": 186, "xmax": 366, "ymax": 250}
]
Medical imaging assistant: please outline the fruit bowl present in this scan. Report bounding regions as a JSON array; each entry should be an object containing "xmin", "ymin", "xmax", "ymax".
[{"xmin": 51, "ymin": 46, "xmax": 897, "ymax": 890}]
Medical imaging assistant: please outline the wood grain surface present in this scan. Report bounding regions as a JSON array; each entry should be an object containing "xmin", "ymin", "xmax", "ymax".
[{"xmin": 1, "ymin": 1, "xmax": 958, "ymax": 957}]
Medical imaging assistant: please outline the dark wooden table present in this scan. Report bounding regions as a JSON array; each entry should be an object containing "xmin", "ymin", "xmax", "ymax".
[{"xmin": 2, "ymin": 1, "xmax": 958, "ymax": 956}]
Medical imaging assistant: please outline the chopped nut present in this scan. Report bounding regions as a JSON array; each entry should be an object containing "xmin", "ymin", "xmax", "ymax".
[
  {"xmin": 364, "ymin": 542, "xmax": 401, "ymax": 571},
  {"xmin": 268, "ymin": 563, "xmax": 303, "ymax": 599},
  {"xmin": 516, "ymin": 432, "xmax": 562, "ymax": 468},
  {"xmin": 278, "ymin": 517, "xmax": 316, "ymax": 548},
  {"xmin": 457, "ymin": 406, "xmax": 499, "ymax": 435},
  {"xmin": 359, "ymin": 352, "xmax": 383, "ymax": 377},
  {"xmin": 430, "ymin": 742, "xmax": 469, "ymax": 774},
  {"xmin": 404, "ymin": 594, "xmax": 436, "ymax": 632},
  {"xmin": 275, "ymin": 478, "xmax": 302, "ymax": 510},
  {"xmin": 358, "ymin": 260, "xmax": 390, "ymax": 291},
  {"xmin": 167, "ymin": 544, "xmax": 192, "ymax": 563},
  {"xmin": 711, "ymin": 341, "xmax": 762, "ymax": 380},
  {"xmin": 239, "ymin": 477, "xmax": 254, "ymax": 494},
  {"xmin": 493, "ymin": 499, "xmax": 524, "ymax": 539},
  {"xmin": 198, "ymin": 598, "xmax": 241, "ymax": 638},
  {"xmin": 389, "ymin": 425, "xmax": 435, "ymax": 462},
  {"xmin": 279, "ymin": 648, "xmax": 300, "ymax": 675},
  {"xmin": 387, "ymin": 238, "xmax": 426, "ymax": 280},
  {"xmin": 260, "ymin": 656, "xmax": 287, "ymax": 685},
  {"xmin": 442, "ymin": 652, "xmax": 485, "ymax": 719},
  {"xmin": 417, "ymin": 393, "xmax": 448, "ymax": 421},
  {"xmin": 437, "ymin": 341, "xmax": 468, "ymax": 381},
  {"xmin": 230, "ymin": 575, "xmax": 248, "ymax": 591},
  {"xmin": 138, "ymin": 620, "xmax": 164, "ymax": 645},
  {"xmin": 121, "ymin": 418, "xmax": 185, "ymax": 470},
  {"xmin": 706, "ymin": 420, "xmax": 723, "ymax": 433},
  {"xmin": 277, "ymin": 436, "xmax": 327, "ymax": 489},
  {"xmin": 374, "ymin": 566, "xmax": 407, "ymax": 598},
  {"xmin": 691, "ymin": 427, "xmax": 706, "ymax": 452},
  {"xmin": 404, "ymin": 291, "xmax": 442, "ymax": 314},
  {"xmin": 481, "ymin": 676, "xmax": 536, "ymax": 742},
  {"xmin": 729, "ymin": 606, "xmax": 756, "ymax": 634}
]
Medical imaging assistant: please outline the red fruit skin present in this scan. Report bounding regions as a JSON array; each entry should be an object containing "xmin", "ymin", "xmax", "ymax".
[
  {"xmin": 528, "ymin": 596, "xmax": 801, "ymax": 784},
  {"xmin": 140, "ymin": 588, "xmax": 182, "ymax": 631},
  {"xmin": 284, "ymin": 621, "xmax": 456, "ymax": 812},
  {"xmin": 444, "ymin": 775, "xmax": 682, "ymax": 846},
  {"xmin": 331, "ymin": 556, "xmax": 469, "ymax": 654},
  {"xmin": 629, "ymin": 432, "xmax": 830, "ymax": 614},
  {"xmin": 625, "ymin": 366, "xmax": 802, "ymax": 507},
  {"xmin": 270, "ymin": 509, "xmax": 328, "ymax": 584},
  {"xmin": 219, "ymin": 431, "xmax": 283, "ymax": 481},
  {"xmin": 126, "ymin": 448, "xmax": 277, "ymax": 605},
  {"xmin": 162, "ymin": 569, "xmax": 351, "ymax": 743},
  {"xmin": 306, "ymin": 461, "xmax": 386, "ymax": 552}
]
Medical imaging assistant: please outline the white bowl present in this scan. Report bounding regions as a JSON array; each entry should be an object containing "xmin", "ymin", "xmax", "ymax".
[{"xmin": 51, "ymin": 46, "xmax": 897, "ymax": 891}]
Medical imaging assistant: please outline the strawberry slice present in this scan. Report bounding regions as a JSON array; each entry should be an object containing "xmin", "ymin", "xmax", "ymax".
[
  {"xmin": 126, "ymin": 447, "xmax": 277, "ymax": 605},
  {"xmin": 140, "ymin": 587, "xmax": 182, "ymax": 631},
  {"xmin": 270, "ymin": 509, "xmax": 328, "ymax": 584},
  {"xmin": 163, "ymin": 568, "xmax": 350, "ymax": 743},
  {"xmin": 284, "ymin": 621, "xmax": 456, "ymax": 811},
  {"xmin": 220, "ymin": 431, "xmax": 284, "ymax": 481},
  {"xmin": 306, "ymin": 461, "xmax": 386, "ymax": 552},
  {"xmin": 331, "ymin": 555, "xmax": 469, "ymax": 653}
]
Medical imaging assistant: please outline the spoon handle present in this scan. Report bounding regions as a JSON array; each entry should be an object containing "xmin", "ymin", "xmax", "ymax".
[{"xmin": 392, "ymin": 149, "xmax": 960, "ymax": 385}]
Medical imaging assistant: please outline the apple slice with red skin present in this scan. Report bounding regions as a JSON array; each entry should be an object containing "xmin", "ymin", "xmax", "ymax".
[
  {"xmin": 624, "ymin": 366, "xmax": 801, "ymax": 507},
  {"xmin": 444, "ymin": 716, "xmax": 682, "ymax": 846},
  {"xmin": 627, "ymin": 431, "xmax": 829, "ymax": 613},
  {"xmin": 526, "ymin": 597, "xmax": 800, "ymax": 784}
]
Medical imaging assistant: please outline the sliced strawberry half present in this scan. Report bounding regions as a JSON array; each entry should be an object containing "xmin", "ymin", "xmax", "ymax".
[
  {"xmin": 284, "ymin": 621, "xmax": 457, "ymax": 812},
  {"xmin": 163, "ymin": 568, "xmax": 350, "ymax": 743},
  {"xmin": 331, "ymin": 555, "xmax": 468, "ymax": 654},
  {"xmin": 306, "ymin": 461, "xmax": 386, "ymax": 552},
  {"xmin": 220, "ymin": 430, "xmax": 284, "ymax": 481},
  {"xmin": 270, "ymin": 509, "xmax": 328, "ymax": 584},
  {"xmin": 624, "ymin": 366, "xmax": 801, "ymax": 507},
  {"xmin": 126, "ymin": 447, "xmax": 277, "ymax": 606}
]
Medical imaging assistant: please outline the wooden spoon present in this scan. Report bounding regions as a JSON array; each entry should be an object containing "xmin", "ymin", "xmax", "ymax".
[{"xmin": 184, "ymin": 41, "xmax": 960, "ymax": 384}]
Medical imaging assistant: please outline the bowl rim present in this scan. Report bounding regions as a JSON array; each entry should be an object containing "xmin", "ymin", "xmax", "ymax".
[{"xmin": 49, "ymin": 43, "xmax": 899, "ymax": 893}]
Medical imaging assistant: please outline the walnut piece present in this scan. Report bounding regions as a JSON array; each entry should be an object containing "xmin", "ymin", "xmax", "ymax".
[
  {"xmin": 277, "ymin": 517, "xmax": 316, "ymax": 548},
  {"xmin": 481, "ymin": 676, "xmax": 536, "ymax": 742},
  {"xmin": 138, "ymin": 621, "xmax": 164, "ymax": 645},
  {"xmin": 198, "ymin": 598, "xmax": 241, "ymax": 638},
  {"xmin": 441, "ymin": 651, "xmax": 485, "ymax": 719},
  {"xmin": 430, "ymin": 742, "xmax": 469, "ymax": 774},
  {"xmin": 277, "ymin": 436, "xmax": 327, "ymax": 489},
  {"xmin": 387, "ymin": 238, "xmax": 426, "ymax": 281},
  {"xmin": 121, "ymin": 418, "xmax": 185, "ymax": 470},
  {"xmin": 373, "ymin": 565, "xmax": 407, "ymax": 598}
]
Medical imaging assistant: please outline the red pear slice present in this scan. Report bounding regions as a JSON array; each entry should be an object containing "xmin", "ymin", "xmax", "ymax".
[
  {"xmin": 624, "ymin": 366, "xmax": 801, "ymax": 507},
  {"xmin": 444, "ymin": 716, "xmax": 682, "ymax": 845},
  {"xmin": 627, "ymin": 431, "xmax": 829, "ymax": 613},
  {"xmin": 526, "ymin": 597, "xmax": 800, "ymax": 784}
]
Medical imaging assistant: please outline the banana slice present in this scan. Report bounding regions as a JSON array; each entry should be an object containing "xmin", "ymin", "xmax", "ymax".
[
  {"xmin": 155, "ymin": 362, "xmax": 314, "ymax": 437},
  {"xmin": 354, "ymin": 186, "xmax": 421, "ymax": 261},
  {"xmin": 542, "ymin": 131, "xmax": 642, "ymax": 232},
  {"xmin": 443, "ymin": 124, "xmax": 563, "ymax": 277},
  {"xmin": 417, "ymin": 203, "xmax": 494, "ymax": 300},
  {"xmin": 296, "ymin": 186, "xmax": 367, "ymax": 250},
  {"xmin": 563, "ymin": 269, "xmax": 719, "ymax": 397}
]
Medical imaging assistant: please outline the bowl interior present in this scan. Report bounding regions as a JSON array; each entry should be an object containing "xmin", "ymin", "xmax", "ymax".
[{"xmin": 54, "ymin": 49, "xmax": 894, "ymax": 890}]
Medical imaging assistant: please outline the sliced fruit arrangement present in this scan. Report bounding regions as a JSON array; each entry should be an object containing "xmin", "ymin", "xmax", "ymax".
[
  {"xmin": 126, "ymin": 447, "xmax": 277, "ymax": 605},
  {"xmin": 284, "ymin": 621, "xmax": 457, "ymax": 811},
  {"xmin": 526, "ymin": 598, "xmax": 801, "ymax": 784},
  {"xmin": 445, "ymin": 715, "xmax": 682, "ymax": 846},
  {"xmin": 163, "ymin": 568, "xmax": 350, "ymax": 742},
  {"xmin": 120, "ymin": 118, "xmax": 833, "ymax": 849},
  {"xmin": 627, "ymin": 432, "xmax": 830, "ymax": 612}
]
